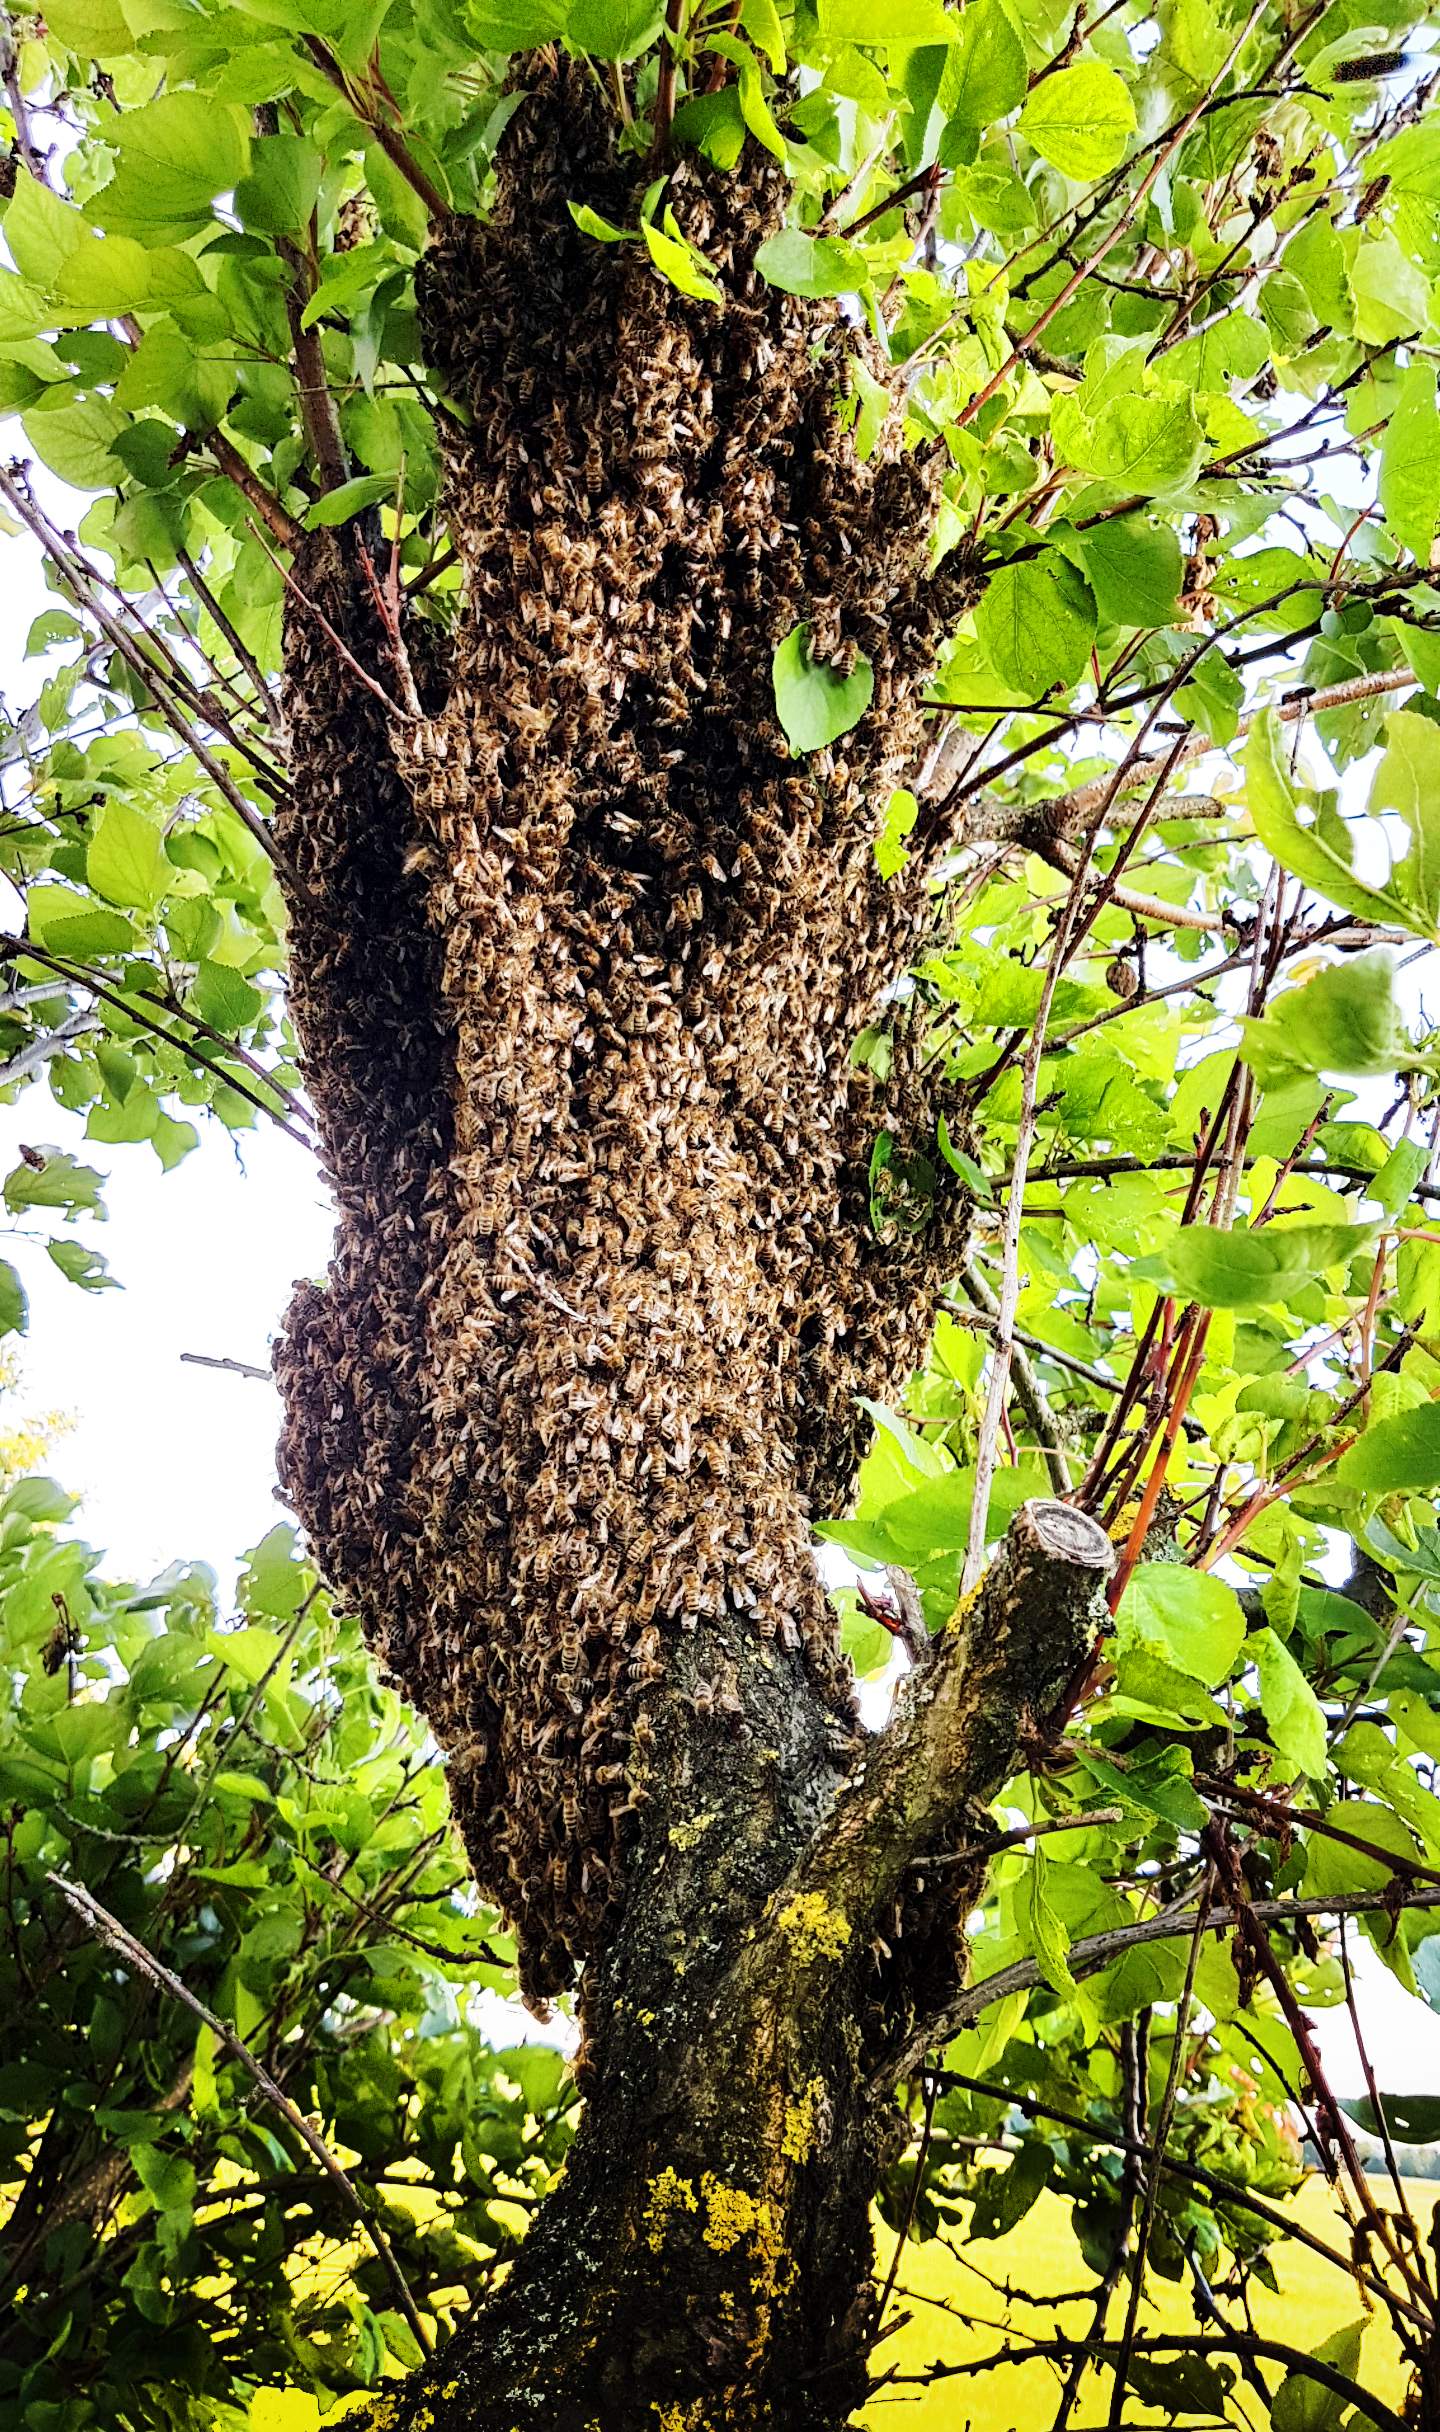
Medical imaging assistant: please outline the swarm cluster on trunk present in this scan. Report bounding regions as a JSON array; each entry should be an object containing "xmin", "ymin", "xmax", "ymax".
[{"xmin": 275, "ymin": 63, "xmax": 982, "ymax": 2014}]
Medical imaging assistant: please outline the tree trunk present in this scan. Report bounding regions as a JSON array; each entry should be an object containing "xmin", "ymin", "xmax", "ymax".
[{"xmin": 272, "ymin": 58, "xmax": 1116, "ymax": 2428}]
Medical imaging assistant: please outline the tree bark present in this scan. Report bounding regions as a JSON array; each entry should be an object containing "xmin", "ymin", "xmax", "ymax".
[
  {"xmin": 371, "ymin": 1503, "xmax": 1112, "ymax": 2430},
  {"xmin": 268, "ymin": 55, "xmax": 1114, "ymax": 2431}
]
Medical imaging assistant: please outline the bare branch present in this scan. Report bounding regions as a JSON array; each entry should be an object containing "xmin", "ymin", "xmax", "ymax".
[
  {"xmin": 180, "ymin": 1351, "xmax": 273, "ymax": 1382},
  {"xmin": 886, "ymin": 2332, "xmax": 1409, "ymax": 2432},
  {"xmin": 979, "ymin": 665, "xmax": 1419, "ymax": 841},
  {"xmin": 798, "ymin": 1500, "xmax": 1115, "ymax": 1940},
  {"xmin": 889, "ymin": 1880, "xmax": 1440, "ymax": 2085},
  {"xmin": 47, "ymin": 1873, "xmax": 435, "ymax": 2357}
]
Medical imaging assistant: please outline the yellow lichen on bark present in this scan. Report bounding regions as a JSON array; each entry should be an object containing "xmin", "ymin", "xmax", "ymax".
[
  {"xmin": 774, "ymin": 1891, "xmax": 850, "ymax": 1965},
  {"xmin": 781, "ymin": 2077, "xmax": 824, "ymax": 2162},
  {"xmin": 645, "ymin": 2166, "xmax": 699, "ymax": 2250}
]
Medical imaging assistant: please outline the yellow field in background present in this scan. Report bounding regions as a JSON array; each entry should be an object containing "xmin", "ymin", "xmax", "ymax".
[
  {"xmin": 859, "ymin": 2174, "xmax": 1430, "ymax": 2429},
  {"xmin": 248, "ymin": 2175, "xmax": 1429, "ymax": 2432}
]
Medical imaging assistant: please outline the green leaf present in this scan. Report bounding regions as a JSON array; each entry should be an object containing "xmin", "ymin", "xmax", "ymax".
[
  {"xmin": 50, "ymin": 233, "xmax": 158, "ymax": 318},
  {"xmin": 816, "ymin": 0, "xmax": 958, "ymax": 47},
  {"xmin": 1340, "ymin": 2094, "xmax": 1440, "ymax": 2144},
  {"xmin": 1305, "ymin": 1800, "xmax": 1418, "ymax": 1897},
  {"xmin": 850, "ymin": 358, "xmax": 891, "ymax": 463},
  {"xmin": 1270, "ymin": 2320, "xmax": 1365, "ymax": 2432},
  {"xmin": 47, "ymin": 1238, "xmax": 117, "ymax": 1291},
  {"xmin": 642, "ymin": 211, "xmax": 724, "ymax": 304},
  {"xmin": 152, "ymin": 1110, "xmax": 199, "ymax": 1171},
  {"xmin": 1131, "ymin": 1221, "xmax": 1379, "ymax": 1310},
  {"xmin": 1337, "ymin": 1401, "xmax": 1440, "ymax": 1494},
  {"xmin": 239, "ymin": 1523, "xmax": 306, "ymax": 1618},
  {"xmin": 234, "ymin": 136, "xmax": 324, "ymax": 237},
  {"xmin": 975, "ymin": 551, "xmax": 1097, "ymax": 696},
  {"xmin": 1379, "ymin": 362, "xmax": 1440, "ymax": 567},
  {"xmin": 740, "ymin": 0, "xmax": 785, "ymax": 70},
  {"xmin": 101, "ymin": 95, "xmax": 252, "ymax": 245},
  {"xmin": 0, "ymin": 270, "xmax": 49, "ymax": 344},
  {"xmin": 465, "ymin": 0, "xmax": 569, "ymax": 42},
  {"xmin": 1285, "ymin": 212, "xmax": 1355, "ymax": 335},
  {"xmin": 192, "ymin": 959, "xmax": 264, "ymax": 1033},
  {"xmin": 772, "ymin": 623, "xmax": 874, "ymax": 752},
  {"xmin": 0, "ymin": 1260, "xmax": 27, "ymax": 1339},
  {"xmin": 943, "ymin": 0, "xmax": 1026, "ymax": 130},
  {"xmin": 967, "ymin": 2136, "xmax": 1053, "ymax": 2237},
  {"xmin": 1248, "ymin": 710, "xmax": 1427, "ymax": 932},
  {"xmin": 874, "ymin": 787, "xmax": 917, "ymax": 880},
  {"xmin": 1016, "ymin": 1842, "xmax": 1077, "ymax": 1997},
  {"xmin": 670, "ymin": 87, "xmax": 748, "ymax": 172},
  {"xmin": 1111, "ymin": 1646, "xmax": 1230, "ymax": 1728},
  {"xmin": 1351, "ymin": 232, "xmax": 1430, "ymax": 346},
  {"xmin": 3, "ymin": 170, "xmax": 86, "ymax": 288},
  {"xmin": 303, "ymin": 475, "xmax": 395, "ymax": 528},
  {"xmin": 1085, "ymin": 392, "xmax": 1207, "ymax": 495},
  {"xmin": 1373, "ymin": 711, "xmax": 1440, "ymax": 936},
  {"xmin": 26, "ymin": 900, "xmax": 138, "ymax": 959},
  {"xmin": 1240, "ymin": 950, "xmax": 1416, "ymax": 1085},
  {"xmin": 568, "ymin": 200, "xmax": 633, "ymax": 243},
  {"xmin": 4, "ymin": 1148, "xmax": 105, "ymax": 1217},
  {"xmin": 1252, "ymin": 1625, "xmax": 1327, "ymax": 1779},
  {"xmin": 376, "ymin": 2310, "xmax": 427, "ymax": 2371},
  {"xmin": 363, "ymin": 143, "xmax": 433, "ymax": 250},
  {"xmin": 205, "ymin": 1622, "xmax": 285, "ymax": 1685},
  {"xmin": 1073, "ymin": 517, "xmax": 1183, "ymax": 628},
  {"xmin": 88, "ymin": 799, "xmax": 170, "ymax": 915},
  {"xmin": 1090, "ymin": 1937, "xmax": 1187, "ymax": 2022},
  {"xmin": 1372, "ymin": 1136, "xmax": 1428, "ymax": 1220},
  {"xmin": 565, "ymin": 0, "xmax": 666, "ymax": 57},
  {"xmin": 706, "ymin": 34, "xmax": 786, "ymax": 164},
  {"xmin": 1019, "ymin": 62, "xmax": 1136, "ymax": 179},
  {"xmin": 754, "ymin": 229, "xmax": 868, "ymax": 299},
  {"xmin": 1115, "ymin": 1563, "xmax": 1245, "ymax": 1683},
  {"xmin": 41, "ymin": 0, "xmax": 132, "ymax": 47},
  {"xmin": 20, "ymin": 397, "xmax": 128, "ymax": 491}
]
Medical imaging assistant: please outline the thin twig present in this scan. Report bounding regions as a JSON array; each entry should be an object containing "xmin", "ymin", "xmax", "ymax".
[
  {"xmin": 1108, "ymin": 1872, "xmax": 1212, "ymax": 2423},
  {"xmin": 0, "ymin": 470, "xmax": 300, "ymax": 892},
  {"xmin": 874, "ymin": 2067, "xmax": 939, "ymax": 2338},
  {"xmin": 46, "ymin": 1874, "xmax": 434, "ymax": 2355},
  {"xmin": 246, "ymin": 519, "xmax": 415, "ymax": 724},
  {"xmin": 180, "ymin": 1352, "xmax": 273, "ymax": 1382},
  {"xmin": 890, "ymin": 2333, "xmax": 1408, "ymax": 2431},
  {"xmin": 963, "ymin": 845, "xmax": 1096, "ymax": 1590},
  {"xmin": 910, "ymin": 1810, "xmax": 1123, "ymax": 1870}
]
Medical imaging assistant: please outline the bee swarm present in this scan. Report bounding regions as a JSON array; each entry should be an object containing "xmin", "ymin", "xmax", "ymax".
[{"xmin": 275, "ymin": 62, "xmax": 983, "ymax": 2014}]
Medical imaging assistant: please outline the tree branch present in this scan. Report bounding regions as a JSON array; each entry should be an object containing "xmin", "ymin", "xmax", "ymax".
[
  {"xmin": 887, "ymin": 2333, "xmax": 1409, "ymax": 2432},
  {"xmin": 967, "ymin": 665, "xmax": 1419, "ymax": 841},
  {"xmin": 794, "ymin": 1500, "xmax": 1115, "ymax": 1949},
  {"xmin": 886, "ymin": 1880, "xmax": 1440, "ymax": 2086},
  {"xmin": 47, "ymin": 1873, "xmax": 434, "ymax": 2356},
  {"xmin": 957, "ymin": 1256, "xmax": 1072, "ymax": 1492},
  {"xmin": 301, "ymin": 38, "xmax": 449, "ymax": 222},
  {"xmin": 206, "ymin": 431, "xmax": 306, "ymax": 550}
]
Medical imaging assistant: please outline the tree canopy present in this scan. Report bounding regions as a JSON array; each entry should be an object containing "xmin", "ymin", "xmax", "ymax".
[{"xmin": 4, "ymin": 0, "xmax": 1440, "ymax": 2420}]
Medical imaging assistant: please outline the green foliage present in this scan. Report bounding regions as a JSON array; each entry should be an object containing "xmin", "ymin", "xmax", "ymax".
[
  {"xmin": 0, "ymin": 0, "xmax": 1439, "ymax": 2417},
  {"xmin": 0, "ymin": 1508, "xmax": 558, "ymax": 2432}
]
